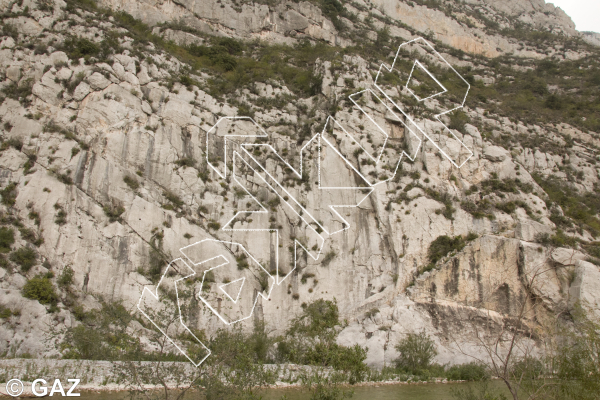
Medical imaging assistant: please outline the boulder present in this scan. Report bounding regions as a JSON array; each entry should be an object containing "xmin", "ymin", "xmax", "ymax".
[
  {"xmin": 483, "ymin": 145, "xmax": 509, "ymax": 162},
  {"xmin": 6, "ymin": 65, "xmax": 21, "ymax": 82},
  {"xmin": 515, "ymin": 220, "xmax": 553, "ymax": 242},
  {"xmin": 87, "ymin": 72, "xmax": 111, "ymax": 90},
  {"xmin": 72, "ymin": 81, "xmax": 91, "ymax": 101}
]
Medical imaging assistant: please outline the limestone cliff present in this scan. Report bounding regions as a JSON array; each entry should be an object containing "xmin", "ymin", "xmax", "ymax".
[{"xmin": 0, "ymin": 0, "xmax": 599, "ymax": 369}]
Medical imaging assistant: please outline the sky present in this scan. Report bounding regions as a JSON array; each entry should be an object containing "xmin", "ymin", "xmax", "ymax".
[{"xmin": 548, "ymin": 0, "xmax": 600, "ymax": 33}]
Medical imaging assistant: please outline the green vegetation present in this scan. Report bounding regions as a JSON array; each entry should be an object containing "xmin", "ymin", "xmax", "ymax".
[
  {"xmin": 425, "ymin": 188, "xmax": 456, "ymax": 220},
  {"xmin": 103, "ymin": 204, "xmax": 125, "ymax": 223},
  {"xmin": 552, "ymin": 307, "xmax": 600, "ymax": 400},
  {"xmin": 1, "ymin": 78, "xmax": 34, "ymax": 106},
  {"xmin": 19, "ymin": 227, "xmax": 43, "ymax": 246},
  {"xmin": 321, "ymin": 250, "xmax": 336, "ymax": 266},
  {"xmin": 23, "ymin": 153, "xmax": 37, "ymax": 175},
  {"xmin": 448, "ymin": 110, "xmax": 470, "ymax": 134},
  {"xmin": 0, "ymin": 304, "xmax": 20, "ymax": 319},
  {"xmin": 10, "ymin": 246, "xmax": 37, "ymax": 272},
  {"xmin": 54, "ymin": 203, "xmax": 67, "ymax": 225},
  {"xmin": 62, "ymin": 302, "xmax": 144, "ymax": 360},
  {"xmin": 0, "ymin": 182, "xmax": 18, "ymax": 207},
  {"xmin": 428, "ymin": 235, "xmax": 466, "ymax": 265},
  {"xmin": 461, "ymin": 199, "xmax": 495, "ymax": 220},
  {"xmin": 123, "ymin": 175, "xmax": 139, "ymax": 190},
  {"xmin": 163, "ymin": 190, "xmax": 184, "ymax": 209},
  {"xmin": 140, "ymin": 248, "xmax": 167, "ymax": 283},
  {"xmin": 275, "ymin": 299, "xmax": 368, "ymax": 384},
  {"xmin": 58, "ymin": 266, "xmax": 74, "ymax": 289},
  {"xmin": 536, "ymin": 229, "xmax": 578, "ymax": 248},
  {"xmin": 0, "ymin": 227, "xmax": 15, "ymax": 253},
  {"xmin": 534, "ymin": 174, "xmax": 600, "ymax": 236},
  {"xmin": 446, "ymin": 362, "xmax": 489, "ymax": 381},
  {"xmin": 22, "ymin": 275, "xmax": 57, "ymax": 305},
  {"xmin": 394, "ymin": 331, "xmax": 437, "ymax": 374}
]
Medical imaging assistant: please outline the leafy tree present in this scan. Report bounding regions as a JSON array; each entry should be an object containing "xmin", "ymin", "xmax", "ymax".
[
  {"xmin": 61, "ymin": 302, "xmax": 143, "ymax": 361},
  {"xmin": 554, "ymin": 305, "xmax": 600, "ymax": 400},
  {"xmin": 394, "ymin": 331, "xmax": 438, "ymax": 373},
  {"xmin": 276, "ymin": 299, "xmax": 368, "ymax": 383}
]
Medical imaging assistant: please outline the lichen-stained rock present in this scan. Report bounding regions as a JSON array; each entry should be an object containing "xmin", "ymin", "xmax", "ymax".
[{"xmin": 410, "ymin": 236, "xmax": 524, "ymax": 312}]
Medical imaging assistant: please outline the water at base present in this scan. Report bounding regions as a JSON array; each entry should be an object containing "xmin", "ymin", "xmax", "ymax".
[{"xmin": 80, "ymin": 380, "xmax": 511, "ymax": 400}]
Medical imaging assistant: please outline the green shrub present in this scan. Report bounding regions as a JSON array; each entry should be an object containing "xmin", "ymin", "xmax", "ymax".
[
  {"xmin": 23, "ymin": 153, "xmax": 37, "ymax": 174},
  {"xmin": 0, "ymin": 182, "xmax": 18, "ymax": 206},
  {"xmin": 65, "ymin": 72, "xmax": 85, "ymax": 95},
  {"xmin": 143, "ymin": 248, "xmax": 166, "ymax": 283},
  {"xmin": 394, "ymin": 331, "xmax": 438, "ymax": 374},
  {"xmin": 123, "ymin": 175, "xmax": 139, "ymax": 190},
  {"xmin": 62, "ymin": 36, "xmax": 100, "ymax": 60},
  {"xmin": 1, "ymin": 23, "xmax": 18, "ymax": 40},
  {"xmin": 545, "ymin": 94, "xmax": 563, "ymax": 110},
  {"xmin": 0, "ymin": 227, "xmax": 15, "ymax": 253},
  {"xmin": 535, "ymin": 229, "xmax": 578, "ymax": 248},
  {"xmin": 428, "ymin": 235, "xmax": 466, "ymax": 265},
  {"xmin": 446, "ymin": 362, "xmax": 489, "ymax": 381},
  {"xmin": 1, "ymin": 79, "xmax": 34, "ymax": 105},
  {"xmin": 10, "ymin": 247, "xmax": 38, "ymax": 272},
  {"xmin": 54, "ymin": 204, "xmax": 67, "ymax": 225},
  {"xmin": 61, "ymin": 302, "xmax": 143, "ymax": 360},
  {"xmin": 276, "ymin": 299, "xmax": 368, "ymax": 383},
  {"xmin": 534, "ymin": 174, "xmax": 600, "ymax": 236},
  {"xmin": 321, "ymin": 250, "xmax": 336, "ymax": 266},
  {"xmin": 425, "ymin": 188, "xmax": 455, "ymax": 220},
  {"xmin": 174, "ymin": 158, "xmax": 195, "ymax": 168},
  {"xmin": 461, "ymin": 199, "xmax": 495, "ymax": 220},
  {"xmin": 58, "ymin": 266, "xmax": 74, "ymax": 288},
  {"xmin": 448, "ymin": 110, "xmax": 470, "ymax": 133},
  {"xmin": 22, "ymin": 275, "xmax": 57, "ymax": 305},
  {"xmin": 208, "ymin": 221, "xmax": 221, "ymax": 231},
  {"xmin": 163, "ymin": 190, "xmax": 184, "ymax": 208},
  {"xmin": 19, "ymin": 227, "xmax": 43, "ymax": 246},
  {"xmin": 103, "ymin": 204, "xmax": 125, "ymax": 222},
  {"xmin": 0, "ymin": 304, "xmax": 19, "ymax": 318}
]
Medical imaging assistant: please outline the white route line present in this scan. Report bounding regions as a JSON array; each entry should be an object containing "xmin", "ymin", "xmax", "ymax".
[
  {"xmin": 180, "ymin": 239, "xmax": 276, "ymax": 325},
  {"xmin": 137, "ymin": 37, "xmax": 474, "ymax": 366},
  {"xmin": 374, "ymin": 37, "xmax": 473, "ymax": 169},
  {"xmin": 137, "ymin": 258, "xmax": 211, "ymax": 367}
]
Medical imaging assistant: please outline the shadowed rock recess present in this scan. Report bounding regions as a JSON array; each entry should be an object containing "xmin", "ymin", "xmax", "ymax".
[{"xmin": 0, "ymin": 0, "xmax": 599, "ymax": 372}]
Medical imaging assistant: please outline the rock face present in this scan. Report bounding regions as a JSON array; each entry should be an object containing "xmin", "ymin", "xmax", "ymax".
[
  {"xmin": 0, "ymin": 0, "xmax": 599, "ymax": 369},
  {"xmin": 97, "ymin": 0, "xmax": 594, "ymax": 57}
]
